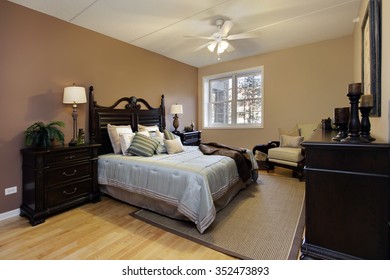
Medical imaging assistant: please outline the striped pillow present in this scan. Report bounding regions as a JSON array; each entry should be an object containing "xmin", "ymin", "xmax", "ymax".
[{"xmin": 126, "ymin": 133, "xmax": 159, "ymax": 157}]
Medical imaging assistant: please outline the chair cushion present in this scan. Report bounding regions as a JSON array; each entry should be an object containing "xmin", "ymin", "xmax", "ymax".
[
  {"xmin": 278, "ymin": 125, "xmax": 300, "ymax": 137},
  {"xmin": 280, "ymin": 135, "xmax": 304, "ymax": 148},
  {"xmin": 268, "ymin": 147, "xmax": 304, "ymax": 163},
  {"xmin": 297, "ymin": 123, "xmax": 320, "ymax": 140}
]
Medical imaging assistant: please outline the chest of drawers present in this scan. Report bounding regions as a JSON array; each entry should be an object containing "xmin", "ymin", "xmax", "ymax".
[
  {"xmin": 301, "ymin": 130, "xmax": 390, "ymax": 259},
  {"xmin": 20, "ymin": 144, "xmax": 101, "ymax": 225}
]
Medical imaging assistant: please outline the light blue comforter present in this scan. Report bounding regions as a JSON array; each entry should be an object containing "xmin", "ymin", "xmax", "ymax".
[{"xmin": 98, "ymin": 146, "xmax": 256, "ymax": 233}]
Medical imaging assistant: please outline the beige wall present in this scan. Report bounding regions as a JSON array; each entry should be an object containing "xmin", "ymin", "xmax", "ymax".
[
  {"xmin": 198, "ymin": 36, "xmax": 353, "ymax": 148},
  {"xmin": 0, "ymin": 1, "xmax": 197, "ymax": 214},
  {"xmin": 353, "ymin": 0, "xmax": 389, "ymax": 142}
]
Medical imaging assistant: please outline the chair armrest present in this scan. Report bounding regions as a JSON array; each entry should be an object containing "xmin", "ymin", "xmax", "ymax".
[
  {"xmin": 252, "ymin": 144, "xmax": 269, "ymax": 155},
  {"xmin": 253, "ymin": 141, "xmax": 280, "ymax": 155},
  {"xmin": 268, "ymin": 141, "xmax": 280, "ymax": 148}
]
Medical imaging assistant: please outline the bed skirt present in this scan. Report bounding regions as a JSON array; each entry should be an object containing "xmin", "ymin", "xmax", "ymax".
[{"xmin": 100, "ymin": 177, "xmax": 246, "ymax": 224}]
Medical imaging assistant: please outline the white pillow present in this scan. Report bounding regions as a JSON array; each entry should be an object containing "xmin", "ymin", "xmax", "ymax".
[
  {"xmin": 280, "ymin": 135, "xmax": 304, "ymax": 148},
  {"xmin": 107, "ymin": 124, "xmax": 133, "ymax": 154},
  {"xmin": 138, "ymin": 124, "xmax": 163, "ymax": 138},
  {"xmin": 163, "ymin": 138, "xmax": 184, "ymax": 154},
  {"xmin": 138, "ymin": 124, "xmax": 159, "ymax": 132},
  {"xmin": 119, "ymin": 133, "xmax": 136, "ymax": 155},
  {"xmin": 137, "ymin": 130, "xmax": 150, "ymax": 137}
]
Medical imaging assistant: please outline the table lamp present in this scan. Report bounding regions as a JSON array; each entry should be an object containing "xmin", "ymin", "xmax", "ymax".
[
  {"xmin": 170, "ymin": 104, "xmax": 183, "ymax": 132},
  {"xmin": 63, "ymin": 84, "xmax": 87, "ymax": 145}
]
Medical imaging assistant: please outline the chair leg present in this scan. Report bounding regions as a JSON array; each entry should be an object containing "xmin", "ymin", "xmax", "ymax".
[{"xmin": 266, "ymin": 159, "xmax": 275, "ymax": 172}]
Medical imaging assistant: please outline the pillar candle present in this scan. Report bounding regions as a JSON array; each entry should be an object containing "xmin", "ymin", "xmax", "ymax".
[
  {"xmin": 360, "ymin": 94, "xmax": 373, "ymax": 107},
  {"xmin": 348, "ymin": 83, "xmax": 362, "ymax": 94},
  {"xmin": 334, "ymin": 107, "xmax": 350, "ymax": 124}
]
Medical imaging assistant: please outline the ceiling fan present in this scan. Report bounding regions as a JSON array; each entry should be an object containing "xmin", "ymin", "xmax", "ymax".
[{"xmin": 187, "ymin": 19, "xmax": 259, "ymax": 58}]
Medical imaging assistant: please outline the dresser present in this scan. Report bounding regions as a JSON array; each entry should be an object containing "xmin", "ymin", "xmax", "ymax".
[
  {"xmin": 301, "ymin": 130, "xmax": 390, "ymax": 259},
  {"xmin": 173, "ymin": 130, "xmax": 201, "ymax": 146},
  {"xmin": 20, "ymin": 144, "xmax": 101, "ymax": 225}
]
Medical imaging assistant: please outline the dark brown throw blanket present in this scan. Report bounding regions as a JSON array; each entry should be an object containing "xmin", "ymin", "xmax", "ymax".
[{"xmin": 199, "ymin": 142, "xmax": 252, "ymax": 182}]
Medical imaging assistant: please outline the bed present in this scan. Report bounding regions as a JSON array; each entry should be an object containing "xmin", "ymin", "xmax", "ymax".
[{"xmin": 88, "ymin": 86, "xmax": 258, "ymax": 233}]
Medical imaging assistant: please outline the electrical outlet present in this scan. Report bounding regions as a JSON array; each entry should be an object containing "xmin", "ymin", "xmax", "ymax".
[{"xmin": 4, "ymin": 186, "xmax": 17, "ymax": 195}]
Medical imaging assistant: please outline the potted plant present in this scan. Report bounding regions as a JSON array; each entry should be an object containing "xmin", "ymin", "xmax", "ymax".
[{"xmin": 24, "ymin": 121, "xmax": 65, "ymax": 148}]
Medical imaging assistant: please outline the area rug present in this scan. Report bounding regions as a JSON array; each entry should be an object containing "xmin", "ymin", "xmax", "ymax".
[{"xmin": 131, "ymin": 174, "xmax": 305, "ymax": 260}]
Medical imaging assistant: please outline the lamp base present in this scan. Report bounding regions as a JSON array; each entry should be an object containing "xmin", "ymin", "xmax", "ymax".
[{"xmin": 173, "ymin": 115, "xmax": 179, "ymax": 132}]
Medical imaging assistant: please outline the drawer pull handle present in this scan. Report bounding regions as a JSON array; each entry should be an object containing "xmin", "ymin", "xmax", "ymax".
[
  {"xmin": 63, "ymin": 187, "xmax": 77, "ymax": 195},
  {"xmin": 62, "ymin": 170, "xmax": 77, "ymax": 177},
  {"xmin": 65, "ymin": 155, "xmax": 76, "ymax": 160}
]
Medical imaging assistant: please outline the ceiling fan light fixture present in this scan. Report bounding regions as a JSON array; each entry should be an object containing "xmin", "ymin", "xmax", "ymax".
[
  {"xmin": 207, "ymin": 42, "xmax": 216, "ymax": 52},
  {"xmin": 217, "ymin": 40, "xmax": 229, "ymax": 54}
]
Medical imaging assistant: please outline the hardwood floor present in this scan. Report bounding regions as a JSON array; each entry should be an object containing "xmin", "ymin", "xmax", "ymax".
[{"xmin": 0, "ymin": 169, "xmax": 296, "ymax": 260}]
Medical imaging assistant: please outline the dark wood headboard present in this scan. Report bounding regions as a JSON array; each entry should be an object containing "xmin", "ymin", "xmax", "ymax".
[{"xmin": 88, "ymin": 86, "xmax": 166, "ymax": 155}]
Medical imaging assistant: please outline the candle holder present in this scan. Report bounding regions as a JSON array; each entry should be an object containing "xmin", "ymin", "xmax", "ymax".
[
  {"xmin": 332, "ymin": 107, "xmax": 349, "ymax": 141},
  {"xmin": 341, "ymin": 83, "xmax": 369, "ymax": 144},
  {"xmin": 359, "ymin": 106, "xmax": 375, "ymax": 142},
  {"xmin": 332, "ymin": 122, "xmax": 348, "ymax": 141}
]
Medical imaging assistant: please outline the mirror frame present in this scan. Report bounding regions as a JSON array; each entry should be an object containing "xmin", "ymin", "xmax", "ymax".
[{"xmin": 361, "ymin": 0, "xmax": 382, "ymax": 116}]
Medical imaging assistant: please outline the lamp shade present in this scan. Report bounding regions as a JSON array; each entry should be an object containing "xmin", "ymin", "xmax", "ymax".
[
  {"xmin": 170, "ymin": 104, "xmax": 183, "ymax": 115},
  {"xmin": 63, "ymin": 86, "xmax": 87, "ymax": 104}
]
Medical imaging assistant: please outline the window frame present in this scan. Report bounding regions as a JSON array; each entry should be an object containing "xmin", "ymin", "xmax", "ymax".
[{"xmin": 202, "ymin": 66, "xmax": 264, "ymax": 129}]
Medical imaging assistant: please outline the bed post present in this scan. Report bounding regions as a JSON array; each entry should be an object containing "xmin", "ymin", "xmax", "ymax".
[
  {"xmin": 161, "ymin": 94, "xmax": 166, "ymax": 130},
  {"xmin": 88, "ymin": 86, "xmax": 96, "ymax": 144}
]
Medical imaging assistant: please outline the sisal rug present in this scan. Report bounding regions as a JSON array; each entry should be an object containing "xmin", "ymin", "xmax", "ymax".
[{"xmin": 131, "ymin": 174, "xmax": 305, "ymax": 260}]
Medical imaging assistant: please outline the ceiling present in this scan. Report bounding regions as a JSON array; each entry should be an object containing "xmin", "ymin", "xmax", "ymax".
[{"xmin": 8, "ymin": 0, "xmax": 362, "ymax": 67}]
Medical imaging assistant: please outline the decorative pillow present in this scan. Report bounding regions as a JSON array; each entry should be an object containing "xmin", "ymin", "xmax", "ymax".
[
  {"xmin": 126, "ymin": 133, "xmax": 159, "ymax": 157},
  {"xmin": 152, "ymin": 136, "xmax": 167, "ymax": 154},
  {"xmin": 280, "ymin": 135, "xmax": 304, "ymax": 148},
  {"xmin": 138, "ymin": 125, "xmax": 164, "ymax": 138},
  {"xmin": 137, "ymin": 130, "xmax": 150, "ymax": 137},
  {"xmin": 138, "ymin": 124, "xmax": 159, "ymax": 132},
  {"xmin": 278, "ymin": 125, "xmax": 300, "ymax": 137},
  {"xmin": 107, "ymin": 124, "xmax": 133, "ymax": 154},
  {"xmin": 119, "ymin": 133, "xmax": 135, "ymax": 155},
  {"xmin": 154, "ymin": 130, "xmax": 164, "ymax": 139},
  {"xmin": 164, "ymin": 138, "xmax": 184, "ymax": 154},
  {"xmin": 163, "ymin": 129, "xmax": 176, "ymax": 140}
]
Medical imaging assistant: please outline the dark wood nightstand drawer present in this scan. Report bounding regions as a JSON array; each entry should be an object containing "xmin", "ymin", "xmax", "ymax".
[
  {"xmin": 45, "ymin": 148, "xmax": 90, "ymax": 166},
  {"xmin": 46, "ymin": 179, "xmax": 91, "ymax": 208},
  {"xmin": 173, "ymin": 130, "xmax": 201, "ymax": 146},
  {"xmin": 46, "ymin": 161, "xmax": 91, "ymax": 186},
  {"xmin": 20, "ymin": 144, "xmax": 101, "ymax": 226}
]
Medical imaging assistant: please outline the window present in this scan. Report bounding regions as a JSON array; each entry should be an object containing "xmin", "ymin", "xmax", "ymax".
[{"xmin": 203, "ymin": 66, "xmax": 264, "ymax": 129}]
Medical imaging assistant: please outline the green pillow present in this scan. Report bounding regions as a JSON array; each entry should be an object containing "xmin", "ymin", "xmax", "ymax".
[
  {"xmin": 163, "ymin": 129, "xmax": 176, "ymax": 140},
  {"xmin": 126, "ymin": 133, "xmax": 159, "ymax": 157}
]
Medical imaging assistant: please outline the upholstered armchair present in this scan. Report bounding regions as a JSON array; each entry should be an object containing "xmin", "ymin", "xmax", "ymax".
[{"xmin": 253, "ymin": 123, "xmax": 319, "ymax": 180}]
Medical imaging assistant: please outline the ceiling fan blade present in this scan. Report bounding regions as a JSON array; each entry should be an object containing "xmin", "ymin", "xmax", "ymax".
[
  {"xmin": 184, "ymin": 35, "xmax": 213, "ymax": 40},
  {"xmin": 220, "ymin": 20, "xmax": 233, "ymax": 37},
  {"xmin": 226, "ymin": 32, "xmax": 260, "ymax": 40},
  {"xmin": 193, "ymin": 42, "xmax": 212, "ymax": 52}
]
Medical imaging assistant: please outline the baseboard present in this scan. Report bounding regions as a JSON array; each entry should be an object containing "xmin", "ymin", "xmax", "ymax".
[{"xmin": 0, "ymin": 208, "xmax": 20, "ymax": 221}]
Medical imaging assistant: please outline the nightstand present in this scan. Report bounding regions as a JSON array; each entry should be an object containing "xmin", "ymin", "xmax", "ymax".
[
  {"xmin": 173, "ymin": 130, "xmax": 201, "ymax": 146},
  {"xmin": 20, "ymin": 144, "xmax": 101, "ymax": 225}
]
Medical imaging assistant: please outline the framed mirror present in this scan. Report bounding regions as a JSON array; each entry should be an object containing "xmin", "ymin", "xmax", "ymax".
[{"xmin": 361, "ymin": 0, "xmax": 382, "ymax": 116}]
